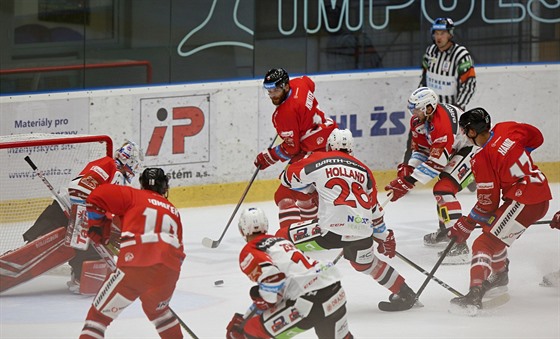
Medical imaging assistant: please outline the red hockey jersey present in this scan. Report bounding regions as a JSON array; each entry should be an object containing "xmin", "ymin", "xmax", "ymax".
[
  {"xmin": 409, "ymin": 103, "xmax": 462, "ymax": 184},
  {"xmin": 271, "ymin": 76, "xmax": 336, "ymax": 159},
  {"xmin": 68, "ymin": 156, "xmax": 126, "ymax": 201},
  {"xmin": 86, "ymin": 184, "xmax": 185, "ymax": 271},
  {"xmin": 470, "ymin": 121, "xmax": 552, "ymax": 216}
]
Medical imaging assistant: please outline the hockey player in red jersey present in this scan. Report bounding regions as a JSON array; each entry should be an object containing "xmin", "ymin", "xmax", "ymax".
[
  {"xmin": 385, "ymin": 87, "xmax": 475, "ymax": 264},
  {"xmin": 19, "ymin": 140, "xmax": 143, "ymax": 293},
  {"xmin": 79, "ymin": 168, "xmax": 185, "ymax": 339},
  {"xmin": 281, "ymin": 128, "xmax": 417, "ymax": 311},
  {"xmin": 448, "ymin": 108, "xmax": 552, "ymax": 312},
  {"xmin": 254, "ymin": 68, "xmax": 337, "ymax": 238},
  {"xmin": 226, "ymin": 207, "xmax": 352, "ymax": 339}
]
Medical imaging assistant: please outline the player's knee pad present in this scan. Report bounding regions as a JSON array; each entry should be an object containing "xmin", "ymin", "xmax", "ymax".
[
  {"xmin": 349, "ymin": 245, "xmax": 376, "ymax": 274},
  {"xmin": 297, "ymin": 196, "xmax": 318, "ymax": 221},
  {"xmin": 433, "ymin": 176, "xmax": 461, "ymax": 195},
  {"xmin": 78, "ymin": 259, "xmax": 111, "ymax": 295},
  {"xmin": 277, "ymin": 198, "xmax": 300, "ymax": 230},
  {"xmin": 92, "ymin": 268, "xmax": 133, "ymax": 320}
]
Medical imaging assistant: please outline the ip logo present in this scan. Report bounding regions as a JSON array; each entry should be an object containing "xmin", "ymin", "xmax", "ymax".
[{"xmin": 140, "ymin": 95, "xmax": 210, "ymax": 166}]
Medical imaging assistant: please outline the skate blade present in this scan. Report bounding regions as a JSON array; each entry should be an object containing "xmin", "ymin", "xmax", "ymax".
[
  {"xmin": 484, "ymin": 286, "xmax": 508, "ymax": 298},
  {"xmin": 481, "ymin": 292, "xmax": 510, "ymax": 309},
  {"xmin": 423, "ymin": 241, "xmax": 450, "ymax": 248},
  {"xmin": 440, "ymin": 255, "xmax": 470, "ymax": 265}
]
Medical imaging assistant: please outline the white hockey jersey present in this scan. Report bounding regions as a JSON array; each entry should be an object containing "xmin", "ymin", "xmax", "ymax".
[{"xmin": 281, "ymin": 150, "xmax": 378, "ymax": 240}]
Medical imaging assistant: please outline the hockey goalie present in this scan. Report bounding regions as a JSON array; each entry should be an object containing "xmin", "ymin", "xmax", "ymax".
[{"xmin": 0, "ymin": 140, "xmax": 142, "ymax": 295}]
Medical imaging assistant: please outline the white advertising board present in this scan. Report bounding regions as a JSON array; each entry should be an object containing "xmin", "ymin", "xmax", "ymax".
[{"xmin": 1, "ymin": 64, "xmax": 558, "ymax": 189}]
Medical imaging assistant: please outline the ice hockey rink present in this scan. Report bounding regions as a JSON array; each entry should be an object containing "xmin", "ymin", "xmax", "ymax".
[{"xmin": 1, "ymin": 185, "xmax": 559, "ymax": 339}]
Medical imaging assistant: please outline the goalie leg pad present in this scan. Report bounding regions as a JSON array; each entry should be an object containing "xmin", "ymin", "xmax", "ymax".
[
  {"xmin": 79, "ymin": 260, "xmax": 112, "ymax": 295},
  {"xmin": 277, "ymin": 198, "xmax": 301, "ymax": 230},
  {"xmin": 0, "ymin": 227, "xmax": 75, "ymax": 293}
]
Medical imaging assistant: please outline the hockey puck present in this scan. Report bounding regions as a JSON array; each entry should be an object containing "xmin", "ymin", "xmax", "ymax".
[{"xmin": 214, "ymin": 280, "xmax": 224, "ymax": 286}]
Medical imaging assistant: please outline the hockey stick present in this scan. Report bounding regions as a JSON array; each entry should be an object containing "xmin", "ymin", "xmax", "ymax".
[
  {"xmin": 414, "ymin": 237, "xmax": 457, "ymax": 302},
  {"xmin": 532, "ymin": 219, "xmax": 552, "ymax": 225},
  {"xmin": 202, "ymin": 135, "xmax": 279, "ymax": 248},
  {"xmin": 26, "ymin": 156, "xmax": 199, "ymax": 338},
  {"xmin": 396, "ymin": 251, "xmax": 462, "ymax": 297},
  {"xmin": 24, "ymin": 156, "xmax": 71, "ymax": 212},
  {"xmin": 25, "ymin": 155, "xmax": 117, "ymax": 271},
  {"xmin": 170, "ymin": 308, "xmax": 199, "ymax": 339}
]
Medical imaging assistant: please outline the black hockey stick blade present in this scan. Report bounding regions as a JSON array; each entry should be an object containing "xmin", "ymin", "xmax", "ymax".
[{"xmin": 378, "ymin": 299, "xmax": 424, "ymax": 312}]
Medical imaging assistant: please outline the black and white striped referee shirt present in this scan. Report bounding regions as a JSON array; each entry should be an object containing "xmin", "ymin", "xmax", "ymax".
[{"xmin": 420, "ymin": 42, "xmax": 476, "ymax": 110}]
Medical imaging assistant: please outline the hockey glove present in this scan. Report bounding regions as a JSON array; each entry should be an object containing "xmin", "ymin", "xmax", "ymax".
[
  {"xmin": 397, "ymin": 163, "xmax": 414, "ymax": 179},
  {"xmin": 374, "ymin": 229, "xmax": 396, "ymax": 258},
  {"xmin": 449, "ymin": 216, "xmax": 477, "ymax": 243},
  {"xmin": 550, "ymin": 211, "xmax": 560, "ymax": 230},
  {"xmin": 254, "ymin": 148, "xmax": 280, "ymax": 170},
  {"xmin": 226, "ymin": 313, "xmax": 245, "ymax": 339},
  {"xmin": 250, "ymin": 285, "xmax": 274, "ymax": 310},
  {"xmin": 88, "ymin": 217, "xmax": 111, "ymax": 245},
  {"xmin": 384, "ymin": 177, "xmax": 415, "ymax": 202}
]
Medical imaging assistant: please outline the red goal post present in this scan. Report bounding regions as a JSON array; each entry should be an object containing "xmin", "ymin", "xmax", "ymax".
[{"xmin": 0, "ymin": 133, "xmax": 112, "ymax": 254}]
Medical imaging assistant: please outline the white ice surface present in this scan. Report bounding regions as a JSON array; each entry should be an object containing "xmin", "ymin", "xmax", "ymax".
[{"xmin": 1, "ymin": 185, "xmax": 559, "ymax": 339}]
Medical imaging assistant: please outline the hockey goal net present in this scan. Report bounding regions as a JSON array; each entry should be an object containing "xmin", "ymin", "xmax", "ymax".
[{"xmin": 0, "ymin": 134, "xmax": 112, "ymax": 254}]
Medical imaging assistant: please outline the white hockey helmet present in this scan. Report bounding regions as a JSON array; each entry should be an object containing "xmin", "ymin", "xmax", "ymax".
[
  {"xmin": 115, "ymin": 140, "xmax": 144, "ymax": 181},
  {"xmin": 407, "ymin": 87, "xmax": 438, "ymax": 116},
  {"xmin": 238, "ymin": 207, "xmax": 269, "ymax": 238},
  {"xmin": 327, "ymin": 128, "xmax": 354, "ymax": 153}
]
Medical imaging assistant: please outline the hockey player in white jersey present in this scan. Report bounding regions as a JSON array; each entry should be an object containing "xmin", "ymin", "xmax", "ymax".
[
  {"xmin": 227, "ymin": 207, "xmax": 352, "ymax": 339},
  {"xmin": 279, "ymin": 128, "xmax": 418, "ymax": 311},
  {"xmin": 386, "ymin": 88, "xmax": 476, "ymax": 265}
]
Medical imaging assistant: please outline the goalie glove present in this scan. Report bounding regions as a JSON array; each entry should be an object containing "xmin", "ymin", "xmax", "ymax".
[
  {"xmin": 373, "ymin": 229, "xmax": 396, "ymax": 258},
  {"xmin": 449, "ymin": 216, "xmax": 476, "ymax": 243}
]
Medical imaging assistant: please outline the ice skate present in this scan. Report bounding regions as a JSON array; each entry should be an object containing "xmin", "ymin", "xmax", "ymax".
[
  {"xmin": 378, "ymin": 283, "xmax": 422, "ymax": 312},
  {"xmin": 483, "ymin": 259, "xmax": 509, "ymax": 297},
  {"xmin": 540, "ymin": 270, "xmax": 560, "ymax": 287},
  {"xmin": 439, "ymin": 241, "xmax": 470, "ymax": 265},
  {"xmin": 66, "ymin": 271, "xmax": 80, "ymax": 294},
  {"xmin": 449, "ymin": 286, "xmax": 484, "ymax": 316},
  {"xmin": 423, "ymin": 227, "xmax": 450, "ymax": 247}
]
